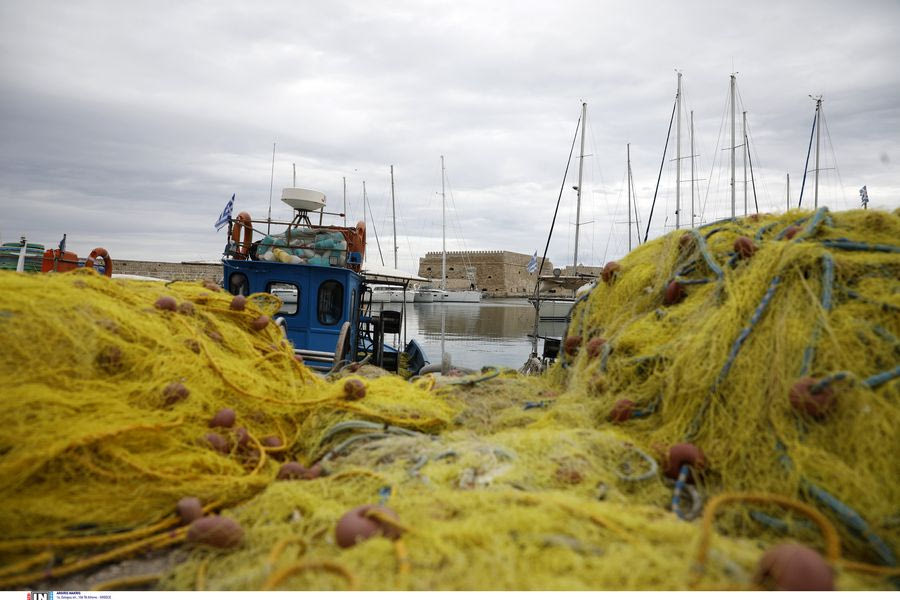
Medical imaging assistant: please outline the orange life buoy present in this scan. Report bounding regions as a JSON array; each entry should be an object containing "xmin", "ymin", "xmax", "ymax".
[
  {"xmin": 349, "ymin": 220, "xmax": 366, "ymax": 262},
  {"xmin": 84, "ymin": 247, "xmax": 113, "ymax": 277},
  {"xmin": 231, "ymin": 212, "xmax": 253, "ymax": 259}
]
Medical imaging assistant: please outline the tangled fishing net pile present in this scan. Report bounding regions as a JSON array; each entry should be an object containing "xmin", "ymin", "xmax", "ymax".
[{"xmin": 0, "ymin": 207, "xmax": 897, "ymax": 590}]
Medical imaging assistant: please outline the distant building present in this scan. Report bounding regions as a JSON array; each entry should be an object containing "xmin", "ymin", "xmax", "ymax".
[{"xmin": 418, "ymin": 250, "xmax": 557, "ymax": 298}]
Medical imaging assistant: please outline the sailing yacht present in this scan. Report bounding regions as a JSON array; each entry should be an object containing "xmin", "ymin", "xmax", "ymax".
[
  {"xmin": 418, "ymin": 156, "xmax": 482, "ymax": 303},
  {"xmin": 531, "ymin": 102, "xmax": 597, "ymax": 354}
]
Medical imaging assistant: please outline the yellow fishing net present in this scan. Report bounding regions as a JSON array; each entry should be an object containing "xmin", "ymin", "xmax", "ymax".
[{"xmin": 0, "ymin": 207, "xmax": 897, "ymax": 590}]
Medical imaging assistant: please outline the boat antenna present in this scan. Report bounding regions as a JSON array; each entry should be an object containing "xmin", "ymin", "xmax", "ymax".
[
  {"xmin": 643, "ymin": 94, "xmax": 677, "ymax": 243},
  {"xmin": 343, "ymin": 176, "xmax": 347, "ymax": 227},
  {"xmin": 529, "ymin": 109, "xmax": 582, "ymax": 356},
  {"xmin": 267, "ymin": 142, "xmax": 276, "ymax": 235}
]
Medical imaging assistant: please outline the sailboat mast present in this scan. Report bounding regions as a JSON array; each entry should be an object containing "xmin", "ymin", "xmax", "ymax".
[
  {"xmin": 690, "ymin": 110, "xmax": 695, "ymax": 229},
  {"xmin": 730, "ymin": 74, "xmax": 736, "ymax": 218},
  {"xmin": 743, "ymin": 110, "xmax": 748, "ymax": 216},
  {"xmin": 814, "ymin": 97, "xmax": 822, "ymax": 209},
  {"xmin": 391, "ymin": 165, "xmax": 397, "ymax": 269},
  {"xmin": 675, "ymin": 72, "xmax": 682, "ymax": 229},
  {"xmin": 627, "ymin": 143, "xmax": 632, "ymax": 252},
  {"xmin": 786, "ymin": 173, "xmax": 790, "ymax": 212},
  {"xmin": 441, "ymin": 155, "xmax": 446, "ymax": 291},
  {"xmin": 573, "ymin": 101, "xmax": 586, "ymax": 272}
]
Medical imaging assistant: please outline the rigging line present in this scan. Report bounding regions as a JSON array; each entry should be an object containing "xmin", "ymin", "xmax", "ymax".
[
  {"xmin": 797, "ymin": 107, "xmax": 818, "ymax": 208},
  {"xmin": 531, "ymin": 112, "xmax": 582, "ymax": 302},
  {"xmin": 700, "ymin": 83, "xmax": 730, "ymax": 223},
  {"xmin": 820, "ymin": 107, "xmax": 848, "ymax": 208},
  {"xmin": 748, "ymin": 138, "xmax": 759, "ymax": 213},
  {"xmin": 604, "ymin": 163, "xmax": 629, "ymax": 264},
  {"xmin": 643, "ymin": 97, "xmax": 677, "ymax": 243},
  {"xmin": 443, "ymin": 173, "xmax": 477, "ymax": 280},
  {"xmin": 364, "ymin": 187, "xmax": 385, "ymax": 266},
  {"xmin": 630, "ymin": 161, "xmax": 642, "ymax": 243},
  {"xmin": 744, "ymin": 116, "xmax": 773, "ymax": 214}
]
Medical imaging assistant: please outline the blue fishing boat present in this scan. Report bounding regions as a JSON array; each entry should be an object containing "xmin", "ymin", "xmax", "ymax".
[{"xmin": 221, "ymin": 187, "xmax": 429, "ymax": 376}]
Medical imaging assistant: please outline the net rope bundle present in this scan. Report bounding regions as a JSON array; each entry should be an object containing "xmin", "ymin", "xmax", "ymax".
[{"xmin": 0, "ymin": 207, "xmax": 897, "ymax": 590}]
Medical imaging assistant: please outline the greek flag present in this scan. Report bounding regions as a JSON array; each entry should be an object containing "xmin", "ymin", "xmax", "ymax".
[
  {"xmin": 527, "ymin": 251, "xmax": 538, "ymax": 274},
  {"xmin": 859, "ymin": 185, "xmax": 869, "ymax": 206},
  {"xmin": 215, "ymin": 194, "xmax": 235, "ymax": 231}
]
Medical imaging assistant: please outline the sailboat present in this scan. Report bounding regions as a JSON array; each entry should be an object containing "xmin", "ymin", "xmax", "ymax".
[
  {"xmin": 417, "ymin": 156, "xmax": 482, "ymax": 303},
  {"xmin": 529, "ymin": 102, "xmax": 598, "ymax": 359}
]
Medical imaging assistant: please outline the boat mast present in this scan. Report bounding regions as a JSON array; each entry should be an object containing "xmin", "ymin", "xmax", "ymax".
[
  {"xmin": 573, "ymin": 101, "xmax": 586, "ymax": 274},
  {"xmin": 675, "ymin": 72, "xmax": 682, "ymax": 229},
  {"xmin": 267, "ymin": 142, "xmax": 276, "ymax": 235},
  {"xmin": 690, "ymin": 110, "xmax": 695, "ymax": 229},
  {"xmin": 730, "ymin": 74, "xmax": 736, "ymax": 218},
  {"xmin": 786, "ymin": 173, "xmax": 790, "ymax": 212},
  {"xmin": 814, "ymin": 96, "xmax": 822, "ymax": 209},
  {"xmin": 343, "ymin": 176, "xmax": 347, "ymax": 227},
  {"xmin": 441, "ymin": 155, "xmax": 446, "ymax": 291},
  {"xmin": 743, "ymin": 110, "xmax": 748, "ymax": 216},
  {"xmin": 627, "ymin": 143, "xmax": 632, "ymax": 252},
  {"xmin": 391, "ymin": 165, "xmax": 397, "ymax": 269}
]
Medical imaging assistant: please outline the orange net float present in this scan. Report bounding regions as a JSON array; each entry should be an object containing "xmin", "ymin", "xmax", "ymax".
[
  {"xmin": 601, "ymin": 261, "xmax": 620, "ymax": 283},
  {"xmin": 662, "ymin": 443, "xmax": 706, "ymax": 482},
  {"xmin": 83, "ymin": 247, "xmax": 113, "ymax": 277},
  {"xmin": 789, "ymin": 376, "xmax": 837, "ymax": 418}
]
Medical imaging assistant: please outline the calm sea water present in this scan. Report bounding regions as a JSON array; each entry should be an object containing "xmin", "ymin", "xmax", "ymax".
[{"xmin": 372, "ymin": 298, "xmax": 540, "ymax": 370}]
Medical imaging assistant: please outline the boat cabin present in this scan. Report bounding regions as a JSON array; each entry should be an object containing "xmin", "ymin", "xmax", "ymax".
[{"xmin": 222, "ymin": 187, "xmax": 428, "ymax": 376}]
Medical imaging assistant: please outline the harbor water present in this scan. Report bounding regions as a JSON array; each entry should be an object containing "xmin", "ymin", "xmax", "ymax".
[{"xmin": 373, "ymin": 298, "xmax": 540, "ymax": 370}]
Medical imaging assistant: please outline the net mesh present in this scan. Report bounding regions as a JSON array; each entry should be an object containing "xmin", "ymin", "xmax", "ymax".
[{"xmin": 0, "ymin": 207, "xmax": 897, "ymax": 590}]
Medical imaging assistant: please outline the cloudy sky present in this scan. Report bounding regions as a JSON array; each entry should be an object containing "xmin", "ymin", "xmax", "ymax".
[{"xmin": 2, "ymin": 0, "xmax": 898, "ymax": 274}]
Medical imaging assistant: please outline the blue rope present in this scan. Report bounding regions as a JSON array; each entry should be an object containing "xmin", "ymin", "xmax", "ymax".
[
  {"xmin": 807, "ymin": 366, "xmax": 899, "ymax": 392},
  {"xmin": 805, "ymin": 483, "xmax": 897, "ymax": 566},
  {"xmin": 675, "ymin": 277, "xmax": 714, "ymax": 285},
  {"xmin": 822, "ymin": 240, "xmax": 900, "ymax": 253},
  {"xmin": 800, "ymin": 253, "xmax": 835, "ymax": 376},
  {"xmin": 809, "ymin": 371, "xmax": 850, "ymax": 393},
  {"xmin": 599, "ymin": 342, "xmax": 613, "ymax": 372},
  {"xmin": 444, "ymin": 366, "xmax": 501, "ymax": 386},
  {"xmin": 690, "ymin": 229, "xmax": 724, "ymax": 281},
  {"xmin": 615, "ymin": 445, "xmax": 658, "ymax": 482},
  {"xmin": 754, "ymin": 221, "xmax": 779, "ymax": 241},
  {"xmin": 775, "ymin": 216, "xmax": 809, "ymax": 240},
  {"xmin": 671, "ymin": 464, "xmax": 693, "ymax": 520},
  {"xmin": 799, "ymin": 207, "xmax": 830, "ymax": 239},
  {"xmin": 686, "ymin": 275, "xmax": 780, "ymax": 440},
  {"xmin": 774, "ymin": 438, "xmax": 897, "ymax": 568},
  {"xmin": 862, "ymin": 365, "xmax": 900, "ymax": 389},
  {"xmin": 842, "ymin": 287, "xmax": 900, "ymax": 312},
  {"xmin": 750, "ymin": 510, "xmax": 816, "ymax": 533},
  {"xmin": 523, "ymin": 401, "xmax": 547, "ymax": 410},
  {"xmin": 716, "ymin": 275, "xmax": 781, "ymax": 387}
]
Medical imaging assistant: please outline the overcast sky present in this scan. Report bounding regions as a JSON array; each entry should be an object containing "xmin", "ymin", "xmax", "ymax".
[{"xmin": 2, "ymin": 0, "xmax": 898, "ymax": 274}]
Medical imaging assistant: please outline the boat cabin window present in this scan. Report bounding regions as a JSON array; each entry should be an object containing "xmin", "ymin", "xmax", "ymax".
[
  {"xmin": 228, "ymin": 272, "xmax": 249, "ymax": 296},
  {"xmin": 267, "ymin": 282, "xmax": 299, "ymax": 315},
  {"xmin": 317, "ymin": 280, "xmax": 344, "ymax": 326}
]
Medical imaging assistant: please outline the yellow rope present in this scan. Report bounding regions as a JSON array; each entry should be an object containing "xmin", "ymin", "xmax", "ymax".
[
  {"xmin": 262, "ymin": 560, "xmax": 359, "ymax": 591},
  {"xmin": 691, "ymin": 492, "xmax": 841, "ymax": 587},
  {"xmin": 91, "ymin": 573, "xmax": 162, "ymax": 590}
]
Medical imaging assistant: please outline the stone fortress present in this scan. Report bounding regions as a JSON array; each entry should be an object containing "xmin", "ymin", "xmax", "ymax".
[{"xmin": 417, "ymin": 250, "xmax": 602, "ymax": 298}]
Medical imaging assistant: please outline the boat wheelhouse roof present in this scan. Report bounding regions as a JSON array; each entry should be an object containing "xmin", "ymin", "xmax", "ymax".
[{"xmin": 361, "ymin": 264, "xmax": 428, "ymax": 287}]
